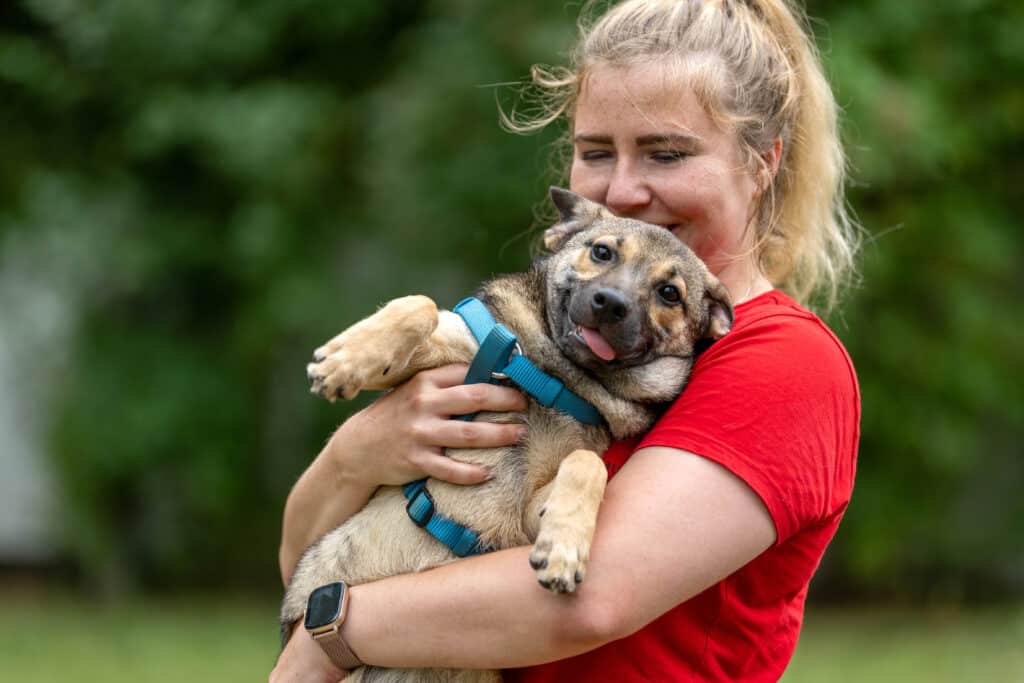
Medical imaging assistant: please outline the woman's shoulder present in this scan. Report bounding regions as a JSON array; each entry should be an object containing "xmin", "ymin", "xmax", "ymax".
[
  {"xmin": 644, "ymin": 291, "xmax": 860, "ymax": 538},
  {"xmin": 685, "ymin": 289, "xmax": 861, "ymax": 429},
  {"xmin": 732, "ymin": 290, "xmax": 842, "ymax": 339},
  {"xmin": 705, "ymin": 289, "xmax": 857, "ymax": 388}
]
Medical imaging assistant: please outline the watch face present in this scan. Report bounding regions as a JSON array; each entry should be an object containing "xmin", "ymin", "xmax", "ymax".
[{"xmin": 304, "ymin": 582, "xmax": 345, "ymax": 630}]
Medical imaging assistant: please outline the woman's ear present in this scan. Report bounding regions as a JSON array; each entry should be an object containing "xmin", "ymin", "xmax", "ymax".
[{"xmin": 757, "ymin": 137, "xmax": 783, "ymax": 194}]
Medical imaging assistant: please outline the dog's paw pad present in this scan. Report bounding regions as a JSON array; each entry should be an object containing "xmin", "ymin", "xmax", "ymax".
[
  {"xmin": 305, "ymin": 351, "xmax": 366, "ymax": 402},
  {"xmin": 530, "ymin": 534, "xmax": 587, "ymax": 594}
]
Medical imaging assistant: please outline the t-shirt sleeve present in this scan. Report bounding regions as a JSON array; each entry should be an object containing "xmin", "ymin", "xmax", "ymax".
[{"xmin": 637, "ymin": 309, "xmax": 859, "ymax": 543}]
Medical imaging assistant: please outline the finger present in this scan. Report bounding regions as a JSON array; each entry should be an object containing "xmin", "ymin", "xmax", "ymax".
[
  {"xmin": 415, "ymin": 364, "xmax": 472, "ymax": 389},
  {"xmin": 427, "ymin": 419, "xmax": 527, "ymax": 450},
  {"xmin": 418, "ymin": 453, "xmax": 493, "ymax": 485},
  {"xmin": 430, "ymin": 382, "xmax": 530, "ymax": 416}
]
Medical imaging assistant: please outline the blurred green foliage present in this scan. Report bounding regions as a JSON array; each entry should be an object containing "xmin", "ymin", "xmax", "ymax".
[
  {"xmin": 818, "ymin": 0, "xmax": 1024, "ymax": 600},
  {"xmin": 0, "ymin": 0, "xmax": 1020, "ymax": 598}
]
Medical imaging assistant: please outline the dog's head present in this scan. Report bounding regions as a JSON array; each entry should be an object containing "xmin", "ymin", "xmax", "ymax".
[{"xmin": 542, "ymin": 187, "xmax": 734, "ymax": 403}]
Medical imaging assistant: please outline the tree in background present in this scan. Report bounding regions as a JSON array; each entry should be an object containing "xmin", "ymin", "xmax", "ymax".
[
  {"xmin": 0, "ymin": 0, "xmax": 1020, "ymax": 598},
  {"xmin": 815, "ymin": 0, "xmax": 1024, "ymax": 600}
]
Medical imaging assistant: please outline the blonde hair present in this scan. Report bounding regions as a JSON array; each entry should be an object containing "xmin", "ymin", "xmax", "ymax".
[{"xmin": 504, "ymin": 0, "xmax": 859, "ymax": 310}]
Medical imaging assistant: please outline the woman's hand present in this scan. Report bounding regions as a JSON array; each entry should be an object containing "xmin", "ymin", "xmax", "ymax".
[
  {"xmin": 334, "ymin": 363, "xmax": 529, "ymax": 488},
  {"xmin": 280, "ymin": 363, "xmax": 528, "ymax": 583},
  {"xmin": 269, "ymin": 625, "xmax": 347, "ymax": 683}
]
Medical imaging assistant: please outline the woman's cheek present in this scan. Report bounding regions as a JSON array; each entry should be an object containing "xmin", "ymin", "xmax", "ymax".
[{"xmin": 569, "ymin": 167, "xmax": 606, "ymax": 203}]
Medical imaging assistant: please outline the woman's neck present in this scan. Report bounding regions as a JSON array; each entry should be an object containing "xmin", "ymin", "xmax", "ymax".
[{"xmin": 715, "ymin": 261, "xmax": 773, "ymax": 305}]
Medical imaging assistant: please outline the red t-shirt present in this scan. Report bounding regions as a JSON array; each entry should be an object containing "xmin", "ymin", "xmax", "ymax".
[{"xmin": 505, "ymin": 290, "xmax": 860, "ymax": 682}]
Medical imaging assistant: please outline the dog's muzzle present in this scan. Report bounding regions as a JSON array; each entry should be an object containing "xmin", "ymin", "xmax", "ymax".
[
  {"xmin": 590, "ymin": 287, "xmax": 629, "ymax": 324},
  {"xmin": 566, "ymin": 285, "xmax": 645, "ymax": 363}
]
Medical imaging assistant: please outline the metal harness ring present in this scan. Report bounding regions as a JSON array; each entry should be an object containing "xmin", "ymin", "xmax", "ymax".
[{"xmin": 489, "ymin": 342, "xmax": 523, "ymax": 381}]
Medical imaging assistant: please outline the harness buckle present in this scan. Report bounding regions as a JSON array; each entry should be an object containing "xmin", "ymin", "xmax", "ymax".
[
  {"xmin": 490, "ymin": 342, "xmax": 523, "ymax": 381},
  {"xmin": 405, "ymin": 486, "xmax": 435, "ymax": 528}
]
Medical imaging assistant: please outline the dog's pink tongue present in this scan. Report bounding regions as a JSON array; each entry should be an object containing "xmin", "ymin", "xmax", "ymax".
[{"xmin": 580, "ymin": 326, "xmax": 617, "ymax": 361}]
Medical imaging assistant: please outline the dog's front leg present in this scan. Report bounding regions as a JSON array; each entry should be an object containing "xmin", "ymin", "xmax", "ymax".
[
  {"xmin": 527, "ymin": 449, "xmax": 608, "ymax": 593},
  {"xmin": 307, "ymin": 296, "xmax": 480, "ymax": 402},
  {"xmin": 307, "ymin": 295, "xmax": 443, "ymax": 401}
]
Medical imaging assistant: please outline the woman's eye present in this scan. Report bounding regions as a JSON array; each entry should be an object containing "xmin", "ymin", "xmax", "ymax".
[
  {"xmin": 651, "ymin": 150, "xmax": 689, "ymax": 164},
  {"xmin": 580, "ymin": 150, "xmax": 613, "ymax": 162},
  {"xmin": 591, "ymin": 244, "xmax": 614, "ymax": 263},
  {"xmin": 658, "ymin": 284, "xmax": 681, "ymax": 304}
]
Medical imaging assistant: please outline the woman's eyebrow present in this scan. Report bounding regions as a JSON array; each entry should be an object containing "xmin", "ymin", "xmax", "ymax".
[
  {"xmin": 572, "ymin": 133, "xmax": 703, "ymax": 146},
  {"xmin": 574, "ymin": 134, "xmax": 614, "ymax": 144},
  {"xmin": 636, "ymin": 133, "xmax": 701, "ymax": 147}
]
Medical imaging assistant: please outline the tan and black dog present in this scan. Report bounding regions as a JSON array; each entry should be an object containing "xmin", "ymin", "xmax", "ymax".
[{"xmin": 281, "ymin": 188, "xmax": 733, "ymax": 683}]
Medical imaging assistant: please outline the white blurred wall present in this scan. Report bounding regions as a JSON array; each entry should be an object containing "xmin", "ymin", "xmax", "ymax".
[
  {"xmin": 0, "ymin": 357, "xmax": 58, "ymax": 561},
  {"xmin": 0, "ymin": 224, "xmax": 71, "ymax": 562}
]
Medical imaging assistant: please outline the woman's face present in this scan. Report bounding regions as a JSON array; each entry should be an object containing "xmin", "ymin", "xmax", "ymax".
[{"xmin": 569, "ymin": 63, "xmax": 764, "ymax": 280}]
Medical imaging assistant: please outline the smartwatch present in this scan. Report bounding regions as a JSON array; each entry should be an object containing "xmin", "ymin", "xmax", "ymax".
[{"xmin": 304, "ymin": 582, "xmax": 363, "ymax": 670}]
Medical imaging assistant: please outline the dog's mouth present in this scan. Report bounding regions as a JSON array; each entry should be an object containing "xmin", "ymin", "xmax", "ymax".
[
  {"xmin": 551, "ymin": 287, "xmax": 652, "ymax": 369},
  {"xmin": 563, "ymin": 320, "xmax": 651, "ymax": 368},
  {"xmin": 570, "ymin": 325, "xmax": 618, "ymax": 362}
]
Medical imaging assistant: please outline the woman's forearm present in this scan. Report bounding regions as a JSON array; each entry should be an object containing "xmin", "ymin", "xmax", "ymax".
[
  {"xmin": 342, "ymin": 546, "xmax": 614, "ymax": 669},
  {"xmin": 332, "ymin": 447, "xmax": 776, "ymax": 670},
  {"xmin": 280, "ymin": 367, "xmax": 527, "ymax": 585},
  {"xmin": 279, "ymin": 424, "xmax": 377, "ymax": 584}
]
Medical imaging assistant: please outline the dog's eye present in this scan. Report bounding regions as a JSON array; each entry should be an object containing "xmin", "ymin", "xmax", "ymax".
[
  {"xmin": 657, "ymin": 284, "xmax": 682, "ymax": 304},
  {"xmin": 590, "ymin": 244, "xmax": 614, "ymax": 263}
]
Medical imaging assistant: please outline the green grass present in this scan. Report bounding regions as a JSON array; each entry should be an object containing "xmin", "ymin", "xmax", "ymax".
[
  {"xmin": 1, "ymin": 591, "xmax": 1021, "ymax": 681},
  {"xmin": 783, "ymin": 606, "xmax": 1024, "ymax": 682},
  {"xmin": 0, "ymin": 591, "xmax": 281, "ymax": 682}
]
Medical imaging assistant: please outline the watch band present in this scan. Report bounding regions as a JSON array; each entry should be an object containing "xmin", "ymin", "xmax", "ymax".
[
  {"xmin": 306, "ymin": 583, "xmax": 362, "ymax": 670},
  {"xmin": 312, "ymin": 628, "xmax": 362, "ymax": 670}
]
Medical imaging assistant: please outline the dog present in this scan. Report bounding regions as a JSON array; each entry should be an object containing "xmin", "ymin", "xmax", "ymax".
[{"xmin": 280, "ymin": 188, "xmax": 734, "ymax": 683}]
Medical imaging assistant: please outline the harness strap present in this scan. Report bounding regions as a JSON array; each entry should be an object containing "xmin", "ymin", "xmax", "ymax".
[
  {"xmin": 399, "ymin": 296, "xmax": 604, "ymax": 558},
  {"xmin": 451, "ymin": 297, "xmax": 604, "ymax": 425},
  {"xmin": 463, "ymin": 324, "xmax": 518, "ymax": 387},
  {"xmin": 402, "ymin": 479, "xmax": 493, "ymax": 557}
]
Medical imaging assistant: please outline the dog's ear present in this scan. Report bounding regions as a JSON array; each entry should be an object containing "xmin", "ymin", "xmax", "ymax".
[
  {"xmin": 543, "ymin": 187, "xmax": 606, "ymax": 252},
  {"xmin": 703, "ymin": 275, "xmax": 734, "ymax": 340}
]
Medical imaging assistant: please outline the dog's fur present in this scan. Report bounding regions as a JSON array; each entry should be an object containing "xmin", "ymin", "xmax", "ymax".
[{"xmin": 281, "ymin": 189, "xmax": 733, "ymax": 683}]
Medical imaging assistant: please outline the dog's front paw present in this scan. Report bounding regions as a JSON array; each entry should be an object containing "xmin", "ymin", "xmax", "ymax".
[
  {"xmin": 306, "ymin": 340, "xmax": 381, "ymax": 401},
  {"xmin": 526, "ymin": 450, "xmax": 605, "ymax": 595},
  {"xmin": 307, "ymin": 296, "xmax": 438, "ymax": 402},
  {"xmin": 529, "ymin": 522, "xmax": 589, "ymax": 594}
]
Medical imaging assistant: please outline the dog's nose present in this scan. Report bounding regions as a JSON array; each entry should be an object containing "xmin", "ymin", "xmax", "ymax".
[{"xmin": 591, "ymin": 288, "xmax": 628, "ymax": 323}]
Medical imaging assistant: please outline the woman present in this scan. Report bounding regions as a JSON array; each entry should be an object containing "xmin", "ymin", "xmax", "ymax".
[{"xmin": 272, "ymin": 0, "xmax": 860, "ymax": 680}]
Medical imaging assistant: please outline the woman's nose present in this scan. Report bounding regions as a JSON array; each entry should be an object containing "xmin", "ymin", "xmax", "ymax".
[{"xmin": 604, "ymin": 162, "xmax": 651, "ymax": 216}]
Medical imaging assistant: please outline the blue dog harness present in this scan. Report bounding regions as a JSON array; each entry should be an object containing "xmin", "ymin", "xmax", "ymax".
[
  {"xmin": 402, "ymin": 479, "xmax": 492, "ymax": 557},
  {"xmin": 402, "ymin": 296, "xmax": 605, "ymax": 557},
  {"xmin": 451, "ymin": 297, "xmax": 603, "ymax": 425}
]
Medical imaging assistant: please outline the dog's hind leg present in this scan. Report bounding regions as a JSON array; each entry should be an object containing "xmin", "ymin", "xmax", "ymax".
[{"xmin": 527, "ymin": 449, "xmax": 608, "ymax": 594}]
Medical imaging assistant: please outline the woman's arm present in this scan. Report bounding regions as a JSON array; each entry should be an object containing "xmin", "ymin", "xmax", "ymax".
[
  {"xmin": 279, "ymin": 364, "xmax": 529, "ymax": 584},
  {"xmin": 274, "ymin": 442, "xmax": 776, "ymax": 678}
]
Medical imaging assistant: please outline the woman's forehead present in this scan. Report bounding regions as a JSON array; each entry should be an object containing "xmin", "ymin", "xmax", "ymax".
[{"xmin": 573, "ymin": 63, "xmax": 720, "ymax": 140}]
